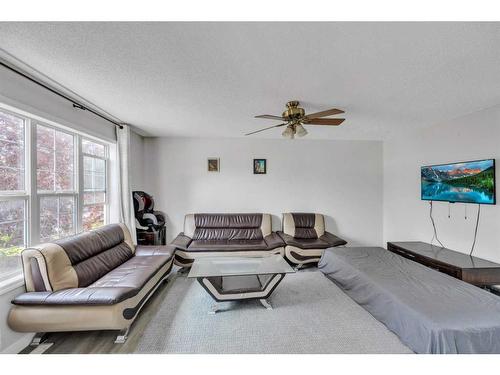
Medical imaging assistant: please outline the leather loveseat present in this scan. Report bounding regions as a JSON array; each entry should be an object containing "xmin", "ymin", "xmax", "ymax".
[
  {"xmin": 277, "ymin": 213, "xmax": 347, "ymax": 267},
  {"xmin": 8, "ymin": 223, "xmax": 175, "ymax": 344},
  {"xmin": 172, "ymin": 213, "xmax": 285, "ymax": 267}
]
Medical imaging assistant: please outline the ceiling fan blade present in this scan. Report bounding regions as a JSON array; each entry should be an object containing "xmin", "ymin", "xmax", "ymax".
[
  {"xmin": 305, "ymin": 118, "xmax": 345, "ymax": 126},
  {"xmin": 245, "ymin": 123, "xmax": 287, "ymax": 136},
  {"xmin": 305, "ymin": 108, "xmax": 344, "ymax": 119},
  {"xmin": 254, "ymin": 115, "xmax": 285, "ymax": 121}
]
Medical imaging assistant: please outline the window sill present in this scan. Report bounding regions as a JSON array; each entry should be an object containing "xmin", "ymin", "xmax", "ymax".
[{"xmin": 0, "ymin": 273, "xmax": 25, "ymax": 296}]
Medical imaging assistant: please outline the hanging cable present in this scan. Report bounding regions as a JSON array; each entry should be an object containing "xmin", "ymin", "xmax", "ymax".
[
  {"xmin": 469, "ymin": 204, "xmax": 481, "ymax": 256},
  {"xmin": 429, "ymin": 201, "xmax": 445, "ymax": 248}
]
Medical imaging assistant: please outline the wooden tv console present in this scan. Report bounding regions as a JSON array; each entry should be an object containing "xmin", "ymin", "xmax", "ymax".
[{"xmin": 387, "ymin": 241, "xmax": 500, "ymax": 287}]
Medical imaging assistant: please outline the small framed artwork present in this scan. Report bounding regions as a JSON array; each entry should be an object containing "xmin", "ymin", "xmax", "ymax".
[
  {"xmin": 253, "ymin": 159, "xmax": 267, "ymax": 174},
  {"xmin": 207, "ymin": 158, "xmax": 220, "ymax": 172}
]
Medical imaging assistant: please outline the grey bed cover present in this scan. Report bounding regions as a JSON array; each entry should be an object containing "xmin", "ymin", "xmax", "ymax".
[{"xmin": 318, "ymin": 247, "xmax": 500, "ymax": 354}]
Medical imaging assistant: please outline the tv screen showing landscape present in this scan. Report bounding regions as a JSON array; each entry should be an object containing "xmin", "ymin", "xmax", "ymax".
[{"xmin": 421, "ymin": 159, "xmax": 496, "ymax": 204}]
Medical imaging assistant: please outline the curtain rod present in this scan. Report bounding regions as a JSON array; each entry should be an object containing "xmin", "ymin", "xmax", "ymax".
[{"xmin": 0, "ymin": 61, "xmax": 123, "ymax": 129}]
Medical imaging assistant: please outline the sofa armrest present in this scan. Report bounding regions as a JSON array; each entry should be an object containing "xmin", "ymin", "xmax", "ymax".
[
  {"xmin": 12, "ymin": 287, "xmax": 137, "ymax": 306},
  {"xmin": 320, "ymin": 231, "xmax": 347, "ymax": 247},
  {"xmin": 276, "ymin": 231, "xmax": 295, "ymax": 244},
  {"xmin": 264, "ymin": 232, "xmax": 285, "ymax": 250},
  {"xmin": 135, "ymin": 245, "xmax": 175, "ymax": 258},
  {"xmin": 171, "ymin": 233, "xmax": 192, "ymax": 250}
]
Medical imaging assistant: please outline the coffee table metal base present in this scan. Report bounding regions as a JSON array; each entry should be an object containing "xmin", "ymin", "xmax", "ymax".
[
  {"xmin": 198, "ymin": 273, "xmax": 285, "ymax": 313},
  {"xmin": 208, "ymin": 298, "xmax": 272, "ymax": 314}
]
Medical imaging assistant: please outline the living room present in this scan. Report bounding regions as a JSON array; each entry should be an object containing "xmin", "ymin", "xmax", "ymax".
[{"xmin": 1, "ymin": 1, "xmax": 500, "ymax": 373}]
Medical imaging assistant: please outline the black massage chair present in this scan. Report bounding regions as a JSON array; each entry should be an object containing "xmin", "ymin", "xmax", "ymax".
[{"xmin": 132, "ymin": 191, "xmax": 166, "ymax": 245}]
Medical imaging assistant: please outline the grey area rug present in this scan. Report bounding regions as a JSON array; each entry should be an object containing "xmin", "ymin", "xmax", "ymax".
[{"xmin": 134, "ymin": 270, "xmax": 412, "ymax": 354}]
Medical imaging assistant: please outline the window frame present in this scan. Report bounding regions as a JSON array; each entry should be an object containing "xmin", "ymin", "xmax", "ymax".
[{"xmin": 0, "ymin": 103, "xmax": 111, "ymax": 287}]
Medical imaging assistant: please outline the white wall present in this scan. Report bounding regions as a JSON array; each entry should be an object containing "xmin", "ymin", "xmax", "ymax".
[
  {"xmin": 383, "ymin": 105, "xmax": 500, "ymax": 262},
  {"xmin": 144, "ymin": 137, "xmax": 384, "ymax": 246},
  {"xmin": 130, "ymin": 131, "xmax": 146, "ymax": 191}
]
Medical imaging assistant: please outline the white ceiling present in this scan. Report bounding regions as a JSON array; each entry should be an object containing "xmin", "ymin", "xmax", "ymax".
[{"xmin": 1, "ymin": 22, "xmax": 500, "ymax": 140}]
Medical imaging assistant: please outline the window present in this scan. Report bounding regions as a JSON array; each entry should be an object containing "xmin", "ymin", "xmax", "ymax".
[
  {"xmin": 0, "ymin": 106, "xmax": 110, "ymax": 284},
  {"xmin": 82, "ymin": 139, "xmax": 107, "ymax": 231}
]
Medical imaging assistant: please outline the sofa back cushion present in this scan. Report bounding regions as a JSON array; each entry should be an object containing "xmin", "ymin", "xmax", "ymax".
[
  {"xmin": 21, "ymin": 223, "xmax": 134, "ymax": 292},
  {"xmin": 55, "ymin": 224, "xmax": 133, "ymax": 287},
  {"xmin": 184, "ymin": 213, "xmax": 271, "ymax": 240},
  {"xmin": 283, "ymin": 213, "xmax": 326, "ymax": 239}
]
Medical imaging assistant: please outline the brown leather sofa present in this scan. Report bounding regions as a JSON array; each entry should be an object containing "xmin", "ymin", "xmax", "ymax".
[
  {"xmin": 277, "ymin": 213, "xmax": 347, "ymax": 267},
  {"xmin": 7, "ymin": 223, "xmax": 175, "ymax": 344},
  {"xmin": 172, "ymin": 213, "xmax": 285, "ymax": 267}
]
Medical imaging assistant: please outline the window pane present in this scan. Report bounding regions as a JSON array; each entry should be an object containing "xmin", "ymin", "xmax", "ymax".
[
  {"xmin": 84, "ymin": 191, "xmax": 105, "ymax": 205},
  {"xmin": 83, "ymin": 204, "xmax": 105, "ymax": 231},
  {"xmin": 55, "ymin": 131, "xmax": 74, "ymax": 190},
  {"xmin": 36, "ymin": 147, "xmax": 54, "ymax": 191},
  {"xmin": 84, "ymin": 156, "xmax": 106, "ymax": 192},
  {"xmin": 40, "ymin": 196, "xmax": 75, "ymax": 242},
  {"xmin": 82, "ymin": 139, "xmax": 105, "ymax": 158},
  {"xmin": 0, "ymin": 110, "xmax": 25, "ymax": 191},
  {"xmin": 0, "ymin": 199, "xmax": 25, "ymax": 282},
  {"xmin": 37, "ymin": 125, "xmax": 74, "ymax": 192}
]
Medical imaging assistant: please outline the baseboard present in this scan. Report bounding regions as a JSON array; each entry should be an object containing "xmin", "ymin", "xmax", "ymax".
[{"xmin": 1, "ymin": 333, "xmax": 33, "ymax": 354}]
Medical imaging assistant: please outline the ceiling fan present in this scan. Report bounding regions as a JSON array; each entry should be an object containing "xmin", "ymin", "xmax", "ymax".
[{"xmin": 246, "ymin": 101, "xmax": 345, "ymax": 139}]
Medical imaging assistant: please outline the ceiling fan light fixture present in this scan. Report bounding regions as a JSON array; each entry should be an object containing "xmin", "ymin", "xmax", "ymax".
[
  {"xmin": 282, "ymin": 126, "xmax": 294, "ymax": 139},
  {"xmin": 248, "ymin": 101, "xmax": 345, "ymax": 138},
  {"xmin": 295, "ymin": 124, "xmax": 308, "ymax": 137}
]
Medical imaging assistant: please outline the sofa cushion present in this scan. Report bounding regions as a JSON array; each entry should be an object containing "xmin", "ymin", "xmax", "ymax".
[
  {"xmin": 290, "ymin": 213, "xmax": 318, "ymax": 239},
  {"xmin": 192, "ymin": 213, "xmax": 264, "ymax": 241},
  {"xmin": 278, "ymin": 231, "xmax": 347, "ymax": 249},
  {"xmin": 11, "ymin": 287, "xmax": 137, "ymax": 306},
  {"xmin": 285, "ymin": 237, "xmax": 331, "ymax": 249},
  {"xmin": 91, "ymin": 254, "xmax": 171, "ymax": 289},
  {"xmin": 135, "ymin": 245, "xmax": 175, "ymax": 257},
  {"xmin": 188, "ymin": 239, "xmax": 269, "ymax": 252},
  {"xmin": 55, "ymin": 224, "xmax": 134, "ymax": 287},
  {"xmin": 194, "ymin": 213, "xmax": 262, "ymax": 228},
  {"xmin": 193, "ymin": 228, "xmax": 263, "ymax": 241}
]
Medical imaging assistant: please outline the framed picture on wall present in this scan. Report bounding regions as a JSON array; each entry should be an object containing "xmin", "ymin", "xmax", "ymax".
[
  {"xmin": 253, "ymin": 159, "xmax": 266, "ymax": 174},
  {"xmin": 208, "ymin": 158, "xmax": 220, "ymax": 172}
]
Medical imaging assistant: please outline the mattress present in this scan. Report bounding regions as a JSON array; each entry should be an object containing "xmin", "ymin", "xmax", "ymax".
[{"xmin": 318, "ymin": 247, "xmax": 500, "ymax": 354}]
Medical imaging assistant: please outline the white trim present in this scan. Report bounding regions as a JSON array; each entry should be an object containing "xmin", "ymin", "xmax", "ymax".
[
  {"xmin": 0, "ymin": 273, "xmax": 24, "ymax": 295},
  {"xmin": 1, "ymin": 333, "xmax": 33, "ymax": 354}
]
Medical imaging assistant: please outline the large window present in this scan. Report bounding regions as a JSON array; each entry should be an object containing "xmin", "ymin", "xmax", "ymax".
[{"xmin": 0, "ymin": 106, "xmax": 110, "ymax": 284}]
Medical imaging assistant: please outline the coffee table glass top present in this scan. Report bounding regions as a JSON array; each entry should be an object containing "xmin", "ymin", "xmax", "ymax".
[{"xmin": 187, "ymin": 255, "xmax": 295, "ymax": 278}]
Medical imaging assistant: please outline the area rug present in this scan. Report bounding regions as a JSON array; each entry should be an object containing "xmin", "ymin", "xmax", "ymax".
[{"xmin": 134, "ymin": 270, "xmax": 412, "ymax": 353}]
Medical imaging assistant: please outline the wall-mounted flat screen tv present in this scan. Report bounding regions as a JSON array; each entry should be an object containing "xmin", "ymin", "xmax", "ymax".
[{"xmin": 421, "ymin": 159, "xmax": 496, "ymax": 204}]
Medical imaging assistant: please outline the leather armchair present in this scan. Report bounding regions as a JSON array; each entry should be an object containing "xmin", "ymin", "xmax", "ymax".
[{"xmin": 277, "ymin": 213, "xmax": 347, "ymax": 267}]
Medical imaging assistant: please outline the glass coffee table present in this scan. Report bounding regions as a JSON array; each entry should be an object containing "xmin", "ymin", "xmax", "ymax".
[{"xmin": 188, "ymin": 255, "xmax": 295, "ymax": 314}]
